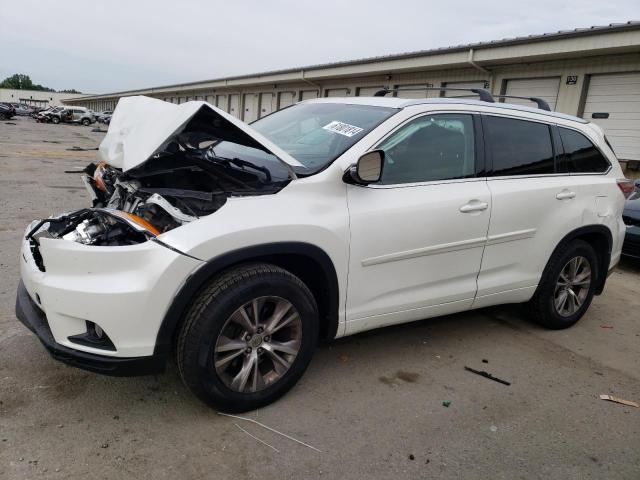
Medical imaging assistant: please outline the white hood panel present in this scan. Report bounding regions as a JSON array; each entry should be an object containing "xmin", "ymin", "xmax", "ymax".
[{"xmin": 98, "ymin": 96, "xmax": 303, "ymax": 172}]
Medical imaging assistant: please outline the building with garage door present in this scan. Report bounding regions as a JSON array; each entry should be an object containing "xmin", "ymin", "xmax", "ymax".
[{"xmin": 64, "ymin": 22, "xmax": 640, "ymax": 173}]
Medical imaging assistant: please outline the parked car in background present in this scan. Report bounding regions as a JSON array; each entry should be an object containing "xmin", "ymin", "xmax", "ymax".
[
  {"xmin": 27, "ymin": 106, "xmax": 43, "ymax": 116},
  {"xmin": 11, "ymin": 103, "xmax": 31, "ymax": 116},
  {"xmin": 1, "ymin": 102, "xmax": 17, "ymax": 117},
  {"xmin": 36, "ymin": 106, "xmax": 64, "ymax": 123},
  {"xmin": 622, "ymin": 180, "xmax": 640, "ymax": 259},
  {"xmin": 15, "ymin": 94, "xmax": 630, "ymax": 412},
  {"xmin": 0, "ymin": 102, "xmax": 16, "ymax": 120},
  {"xmin": 51, "ymin": 107, "xmax": 96, "ymax": 126},
  {"xmin": 95, "ymin": 110, "xmax": 112, "ymax": 122},
  {"xmin": 101, "ymin": 114, "xmax": 112, "ymax": 125}
]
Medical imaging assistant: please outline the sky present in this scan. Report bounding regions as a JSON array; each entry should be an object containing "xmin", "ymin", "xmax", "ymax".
[{"xmin": 1, "ymin": 0, "xmax": 639, "ymax": 94}]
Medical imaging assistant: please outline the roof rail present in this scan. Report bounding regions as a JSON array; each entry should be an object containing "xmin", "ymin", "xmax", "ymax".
[
  {"xmin": 374, "ymin": 87, "xmax": 495, "ymax": 103},
  {"xmin": 494, "ymin": 95, "xmax": 551, "ymax": 111}
]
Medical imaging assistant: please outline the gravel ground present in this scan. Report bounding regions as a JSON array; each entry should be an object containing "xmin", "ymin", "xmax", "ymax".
[{"xmin": 1, "ymin": 116, "xmax": 639, "ymax": 480}]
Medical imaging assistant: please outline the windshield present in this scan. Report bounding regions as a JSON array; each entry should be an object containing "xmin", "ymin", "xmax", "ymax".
[{"xmin": 249, "ymin": 103, "xmax": 398, "ymax": 174}]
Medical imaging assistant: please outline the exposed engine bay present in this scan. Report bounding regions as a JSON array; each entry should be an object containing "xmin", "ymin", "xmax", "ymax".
[{"xmin": 26, "ymin": 97, "xmax": 294, "ymax": 255}]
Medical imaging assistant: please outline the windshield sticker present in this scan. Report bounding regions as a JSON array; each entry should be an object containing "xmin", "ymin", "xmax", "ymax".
[{"xmin": 322, "ymin": 121, "xmax": 364, "ymax": 137}]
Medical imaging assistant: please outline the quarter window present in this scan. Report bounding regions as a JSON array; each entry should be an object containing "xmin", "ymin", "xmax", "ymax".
[
  {"xmin": 485, "ymin": 116, "xmax": 555, "ymax": 176},
  {"xmin": 377, "ymin": 114, "xmax": 476, "ymax": 184},
  {"xmin": 558, "ymin": 128, "xmax": 610, "ymax": 173}
]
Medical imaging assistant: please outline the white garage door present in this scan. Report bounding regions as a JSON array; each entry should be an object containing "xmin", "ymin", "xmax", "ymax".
[
  {"xmin": 394, "ymin": 84, "xmax": 439, "ymax": 99},
  {"xmin": 300, "ymin": 90, "xmax": 319, "ymax": 101},
  {"xmin": 243, "ymin": 93, "xmax": 259, "ymax": 122},
  {"xmin": 229, "ymin": 94, "xmax": 240, "ymax": 118},
  {"xmin": 583, "ymin": 72, "xmax": 640, "ymax": 161},
  {"xmin": 259, "ymin": 93, "xmax": 274, "ymax": 118},
  {"xmin": 357, "ymin": 86, "xmax": 384, "ymax": 97},
  {"xmin": 216, "ymin": 95, "xmax": 228, "ymax": 111},
  {"xmin": 443, "ymin": 80, "xmax": 489, "ymax": 98},
  {"xmin": 504, "ymin": 77, "xmax": 560, "ymax": 110},
  {"xmin": 325, "ymin": 88, "xmax": 349, "ymax": 97},
  {"xmin": 278, "ymin": 91, "xmax": 297, "ymax": 109}
]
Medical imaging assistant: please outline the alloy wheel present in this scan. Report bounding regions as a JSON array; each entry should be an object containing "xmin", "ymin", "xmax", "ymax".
[
  {"xmin": 553, "ymin": 256, "xmax": 592, "ymax": 317},
  {"xmin": 213, "ymin": 296, "xmax": 302, "ymax": 393}
]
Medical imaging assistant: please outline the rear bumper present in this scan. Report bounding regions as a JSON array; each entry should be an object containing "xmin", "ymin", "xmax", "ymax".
[{"xmin": 16, "ymin": 280, "xmax": 166, "ymax": 376}]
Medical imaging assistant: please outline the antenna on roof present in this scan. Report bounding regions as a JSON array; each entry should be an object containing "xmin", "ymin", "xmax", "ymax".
[
  {"xmin": 494, "ymin": 95, "xmax": 551, "ymax": 111},
  {"xmin": 374, "ymin": 87, "xmax": 495, "ymax": 103}
]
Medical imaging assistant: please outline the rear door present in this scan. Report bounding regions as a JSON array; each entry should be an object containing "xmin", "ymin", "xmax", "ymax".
[
  {"xmin": 474, "ymin": 114, "xmax": 591, "ymax": 307},
  {"xmin": 346, "ymin": 112, "xmax": 491, "ymax": 333}
]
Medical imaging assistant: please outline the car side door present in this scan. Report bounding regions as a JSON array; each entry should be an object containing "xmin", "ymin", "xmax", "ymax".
[
  {"xmin": 474, "ymin": 114, "xmax": 595, "ymax": 307},
  {"xmin": 345, "ymin": 112, "xmax": 492, "ymax": 335}
]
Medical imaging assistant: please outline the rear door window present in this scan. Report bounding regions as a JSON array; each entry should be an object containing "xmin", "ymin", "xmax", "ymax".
[
  {"xmin": 485, "ymin": 116, "xmax": 555, "ymax": 176},
  {"xmin": 558, "ymin": 127, "xmax": 610, "ymax": 173}
]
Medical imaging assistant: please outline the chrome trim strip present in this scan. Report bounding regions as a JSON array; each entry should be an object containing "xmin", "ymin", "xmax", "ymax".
[
  {"xmin": 486, "ymin": 228, "xmax": 537, "ymax": 245},
  {"xmin": 361, "ymin": 236, "xmax": 487, "ymax": 266}
]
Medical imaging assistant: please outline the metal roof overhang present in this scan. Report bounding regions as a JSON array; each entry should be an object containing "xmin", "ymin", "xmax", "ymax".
[{"xmin": 65, "ymin": 22, "xmax": 640, "ymax": 102}]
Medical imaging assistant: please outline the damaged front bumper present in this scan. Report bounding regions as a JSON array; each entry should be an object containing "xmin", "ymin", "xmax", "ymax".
[
  {"xmin": 17, "ymin": 221, "xmax": 203, "ymax": 375},
  {"xmin": 15, "ymin": 280, "xmax": 166, "ymax": 376}
]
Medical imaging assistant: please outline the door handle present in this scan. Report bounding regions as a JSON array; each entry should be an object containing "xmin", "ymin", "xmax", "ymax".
[
  {"xmin": 556, "ymin": 191, "xmax": 576, "ymax": 200},
  {"xmin": 459, "ymin": 201, "xmax": 489, "ymax": 213}
]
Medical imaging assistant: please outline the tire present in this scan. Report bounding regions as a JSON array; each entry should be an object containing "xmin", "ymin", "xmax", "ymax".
[
  {"xmin": 82, "ymin": 118, "xmax": 90, "ymax": 126},
  {"xmin": 52, "ymin": 116, "xmax": 60, "ymax": 124},
  {"xmin": 527, "ymin": 239, "xmax": 598, "ymax": 329},
  {"xmin": 177, "ymin": 263, "xmax": 319, "ymax": 412},
  {"xmin": 0, "ymin": 113, "xmax": 6, "ymax": 120}
]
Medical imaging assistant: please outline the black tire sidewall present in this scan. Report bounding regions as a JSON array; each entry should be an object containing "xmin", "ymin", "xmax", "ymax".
[
  {"xmin": 183, "ymin": 269, "xmax": 318, "ymax": 411},
  {"xmin": 541, "ymin": 241, "xmax": 598, "ymax": 328}
]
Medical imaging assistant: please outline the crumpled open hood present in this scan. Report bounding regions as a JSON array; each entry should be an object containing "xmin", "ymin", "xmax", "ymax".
[{"xmin": 98, "ymin": 95, "xmax": 303, "ymax": 173}]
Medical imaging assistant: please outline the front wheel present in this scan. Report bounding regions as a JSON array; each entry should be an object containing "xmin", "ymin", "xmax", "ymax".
[
  {"xmin": 51, "ymin": 116, "xmax": 60, "ymax": 124},
  {"xmin": 177, "ymin": 263, "xmax": 319, "ymax": 412},
  {"xmin": 527, "ymin": 239, "xmax": 598, "ymax": 329},
  {"xmin": 82, "ymin": 118, "xmax": 90, "ymax": 126}
]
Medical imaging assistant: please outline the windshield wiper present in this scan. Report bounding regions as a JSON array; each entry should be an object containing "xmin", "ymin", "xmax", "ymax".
[{"xmin": 207, "ymin": 151, "xmax": 272, "ymax": 182}]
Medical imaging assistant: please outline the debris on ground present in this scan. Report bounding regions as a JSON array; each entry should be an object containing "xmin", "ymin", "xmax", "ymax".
[
  {"xmin": 66, "ymin": 146, "xmax": 99, "ymax": 151},
  {"xmin": 464, "ymin": 366, "xmax": 511, "ymax": 386},
  {"xmin": 442, "ymin": 401, "xmax": 451, "ymax": 408},
  {"xmin": 482, "ymin": 359, "xmax": 489, "ymax": 364},
  {"xmin": 218, "ymin": 412, "xmax": 321, "ymax": 452},
  {"xmin": 408, "ymin": 454, "xmax": 415, "ymax": 460},
  {"xmin": 600, "ymin": 394, "xmax": 639, "ymax": 408},
  {"xmin": 91, "ymin": 128, "xmax": 108, "ymax": 133},
  {"xmin": 490, "ymin": 425, "xmax": 498, "ymax": 432},
  {"xmin": 339, "ymin": 354, "xmax": 350, "ymax": 363},
  {"xmin": 396, "ymin": 371, "xmax": 419, "ymax": 383},
  {"xmin": 600, "ymin": 325, "xmax": 614, "ymax": 329},
  {"xmin": 234, "ymin": 423, "xmax": 279, "ymax": 453}
]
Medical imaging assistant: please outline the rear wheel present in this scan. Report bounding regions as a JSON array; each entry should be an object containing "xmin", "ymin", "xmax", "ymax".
[
  {"xmin": 527, "ymin": 240, "xmax": 598, "ymax": 329},
  {"xmin": 177, "ymin": 263, "xmax": 319, "ymax": 412},
  {"xmin": 52, "ymin": 116, "xmax": 60, "ymax": 124},
  {"xmin": 0, "ymin": 113, "xmax": 6, "ymax": 120}
]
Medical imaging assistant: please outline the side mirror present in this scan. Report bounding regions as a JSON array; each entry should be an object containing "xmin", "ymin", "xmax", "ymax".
[{"xmin": 346, "ymin": 150, "xmax": 384, "ymax": 184}]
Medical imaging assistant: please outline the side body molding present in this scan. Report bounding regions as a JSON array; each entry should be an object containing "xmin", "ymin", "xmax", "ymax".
[{"xmin": 153, "ymin": 242, "xmax": 340, "ymax": 355}]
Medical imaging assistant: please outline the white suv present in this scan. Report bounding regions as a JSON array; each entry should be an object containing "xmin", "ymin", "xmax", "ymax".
[{"xmin": 16, "ymin": 93, "xmax": 632, "ymax": 411}]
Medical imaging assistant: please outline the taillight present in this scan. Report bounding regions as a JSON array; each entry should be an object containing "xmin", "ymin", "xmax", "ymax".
[{"xmin": 617, "ymin": 179, "xmax": 635, "ymax": 199}]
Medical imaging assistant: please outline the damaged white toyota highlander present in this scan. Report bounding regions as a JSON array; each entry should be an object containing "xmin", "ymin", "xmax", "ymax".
[{"xmin": 16, "ymin": 92, "xmax": 630, "ymax": 411}]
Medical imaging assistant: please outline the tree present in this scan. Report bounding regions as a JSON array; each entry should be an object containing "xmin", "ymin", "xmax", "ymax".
[{"xmin": 0, "ymin": 74, "xmax": 80, "ymax": 93}]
